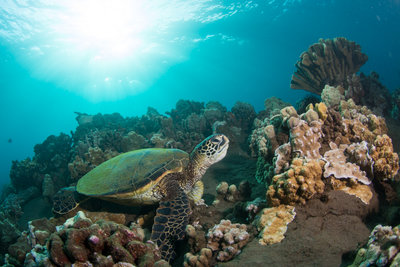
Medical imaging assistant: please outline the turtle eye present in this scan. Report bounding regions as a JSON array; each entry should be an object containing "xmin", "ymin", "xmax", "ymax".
[{"xmin": 211, "ymin": 137, "xmax": 220, "ymax": 144}]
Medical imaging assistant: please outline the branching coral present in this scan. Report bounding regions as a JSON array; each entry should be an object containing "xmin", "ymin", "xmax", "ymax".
[{"xmin": 291, "ymin": 37, "xmax": 368, "ymax": 94}]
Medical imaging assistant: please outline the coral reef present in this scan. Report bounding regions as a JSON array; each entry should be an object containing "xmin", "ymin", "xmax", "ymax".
[
  {"xmin": 369, "ymin": 134, "xmax": 399, "ymax": 181},
  {"xmin": 321, "ymin": 85, "xmax": 345, "ymax": 108},
  {"xmin": 291, "ymin": 37, "xmax": 368, "ymax": 94},
  {"xmin": 47, "ymin": 211, "xmax": 162, "ymax": 266},
  {"xmin": 251, "ymin": 87, "xmax": 398, "ymax": 209},
  {"xmin": 215, "ymin": 181, "xmax": 251, "ymax": 203},
  {"xmin": 357, "ymin": 72, "xmax": 392, "ymax": 117},
  {"xmin": 266, "ymin": 158, "xmax": 325, "ymax": 206},
  {"xmin": 4, "ymin": 211, "xmax": 169, "ymax": 267},
  {"xmin": 350, "ymin": 224, "xmax": 400, "ymax": 267},
  {"xmin": 184, "ymin": 214, "xmax": 252, "ymax": 265},
  {"xmin": 323, "ymin": 143, "xmax": 370, "ymax": 185},
  {"xmin": 0, "ymin": 187, "xmax": 40, "ymax": 254},
  {"xmin": 254, "ymin": 205, "xmax": 296, "ymax": 245},
  {"xmin": 327, "ymin": 177, "xmax": 373, "ymax": 205},
  {"xmin": 184, "ymin": 248, "xmax": 213, "ymax": 267},
  {"xmin": 206, "ymin": 220, "xmax": 250, "ymax": 262}
]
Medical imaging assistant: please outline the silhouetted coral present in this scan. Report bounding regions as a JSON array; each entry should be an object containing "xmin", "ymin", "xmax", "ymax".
[{"xmin": 291, "ymin": 37, "xmax": 368, "ymax": 95}]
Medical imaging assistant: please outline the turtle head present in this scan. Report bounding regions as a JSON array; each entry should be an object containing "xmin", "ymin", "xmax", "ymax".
[{"xmin": 189, "ymin": 134, "xmax": 229, "ymax": 180}]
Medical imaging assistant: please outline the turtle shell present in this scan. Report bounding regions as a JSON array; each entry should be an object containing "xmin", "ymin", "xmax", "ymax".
[{"xmin": 76, "ymin": 148, "xmax": 189, "ymax": 198}]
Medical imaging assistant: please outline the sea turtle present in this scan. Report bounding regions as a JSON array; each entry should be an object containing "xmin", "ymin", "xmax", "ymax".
[{"xmin": 52, "ymin": 134, "xmax": 229, "ymax": 262}]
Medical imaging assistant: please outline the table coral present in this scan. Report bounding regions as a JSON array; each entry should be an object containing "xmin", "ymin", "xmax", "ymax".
[
  {"xmin": 291, "ymin": 37, "xmax": 368, "ymax": 94},
  {"xmin": 350, "ymin": 224, "xmax": 400, "ymax": 267},
  {"xmin": 206, "ymin": 220, "xmax": 250, "ymax": 262},
  {"xmin": 254, "ymin": 205, "xmax": 296, "ymax": 245},
  {"xmin": 267, "ymin": 158, "xmax": 325, "ymax": 206}
]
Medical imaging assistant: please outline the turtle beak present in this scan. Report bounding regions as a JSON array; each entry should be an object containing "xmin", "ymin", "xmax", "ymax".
[
  {"xmin": 219, "ymin": 135, "xmax": 229, "ymax": 151},
  {"xmin": 214, "ymin": 134, "xmax": 229, "ymax": 162}
]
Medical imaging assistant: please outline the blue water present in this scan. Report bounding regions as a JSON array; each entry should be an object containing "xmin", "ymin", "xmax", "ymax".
[{"xmin": 1, "ymin": 0, "xmax": 399, "ymax": 187}]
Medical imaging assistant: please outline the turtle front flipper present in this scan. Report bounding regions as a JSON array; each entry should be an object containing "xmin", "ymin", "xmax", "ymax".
[
  {"xmin": 52, "ymin": 187, "xmax": 80, "ymax": 215},
  {"xmin": 151, "ymin": 182, "xmax": 190, "ymax": 263}
]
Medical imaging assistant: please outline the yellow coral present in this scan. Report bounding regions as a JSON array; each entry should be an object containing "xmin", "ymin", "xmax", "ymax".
[
  {"xmin": 255, "ymin": 205, "xmax": 296, "ymax": 245},
  {"xmin": 328, "ymin": 178, "xmax": 373, "ymax": 205},
  {"xmin": 315, "ymin": 102, "xmax": 328, "ymax": 121},
  {"xmin": 267, "ymin": 158, "xmax": 325, "ymax": 206},
  {"xmin": 370, "ymin": 134, "xmax": 399, "ymax": 181}
]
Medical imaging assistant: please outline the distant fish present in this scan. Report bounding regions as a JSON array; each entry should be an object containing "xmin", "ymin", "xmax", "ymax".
[{"xmin": 7, "ymin": 138, "xmax": 12, "ymax": 143}]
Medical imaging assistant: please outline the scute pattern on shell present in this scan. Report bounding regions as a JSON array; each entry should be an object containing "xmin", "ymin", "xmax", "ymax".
[{"xmin": 77, "ymin": 148, "xmax": 189, "ymax": 196}]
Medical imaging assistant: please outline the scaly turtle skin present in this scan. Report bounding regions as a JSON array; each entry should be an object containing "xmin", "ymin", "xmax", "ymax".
[{"xmin": 53, "ymin": 134, "xmax": 229, "ymax": 262}]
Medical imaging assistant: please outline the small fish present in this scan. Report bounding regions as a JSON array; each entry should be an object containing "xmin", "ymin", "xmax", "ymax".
[{"xmin": 7, "ymin": 138, "xmax": 12, "ymax": 143}]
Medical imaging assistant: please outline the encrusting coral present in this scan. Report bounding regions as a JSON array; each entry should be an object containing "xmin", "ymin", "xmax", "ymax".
[
  {"xmin": 290, "ymin": 37, "xmax": 368, "ymax": 95},
  {"xmin": 254, "ymin": 205, "xmax": 296, "ymax": 245}
]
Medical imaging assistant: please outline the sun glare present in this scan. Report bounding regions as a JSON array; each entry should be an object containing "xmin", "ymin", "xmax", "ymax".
[
  {"xmin": 1, "ymin": 0, "xmax": 253, "ymax": 101},
  {"xmin": 62, "ymin": 0, "xmax": 151, "ymax": 59}
]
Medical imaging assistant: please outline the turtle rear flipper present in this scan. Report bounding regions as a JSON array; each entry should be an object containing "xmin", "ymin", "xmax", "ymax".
[
  {"xmin": 151, "ymin": 182, "xmax": 190, "ymax": 263},
  {"xmin": 52, "ymin": 187, "xmax": 80, "ymax": 215}
]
